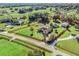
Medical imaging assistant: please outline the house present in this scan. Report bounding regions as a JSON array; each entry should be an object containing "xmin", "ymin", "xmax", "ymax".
[
  {"xmin": 75, "ymin": 36, "xmax": 79, "ymax": 42},
  {"xmin": 0, "ymin": 19, "xmax": 12, "ymax": 23},
  {"xmin": 38, "ymin": 27, "xmax": 49, "ymax": 36},
  {"xmin": 52, "ymin": 23, "xmax": 59, "ymax": 28},
  {"xmin": 38, "ymin": 26, "xmax": 53, "ymax": 36},
  {"xmin": 71, "ymin": 34, "xmax": 79, "ymax": 42},
  {"xmin": 17, "ymin": 19, "xmax": 24, "ymax": 25},
  {"xmin": 75, "ymin": 21, "xmax": 79, "ymax": 30},
  {"xmin": 18, "ymin": 8, "xmax": 26, "ymax": 14},
  {"xmin": 0, "ymin": 18, "xmax": 21, "ymax": 26},
  {"xmin": 32, "ymin": 6, "xmax": 46, "ymax": 10},
  {"xmin": 61, "ymin": 22, "xmax": 69, "ymax": 28}
]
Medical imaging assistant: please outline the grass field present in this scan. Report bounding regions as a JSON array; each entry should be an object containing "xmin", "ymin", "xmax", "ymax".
[
  {"xmin": 56, "ymin": 39, "xmax": 79, "ymax": 55},
  {"xmin": 0, "ymin": 5, "xmax": 79, "ymax": 56},
  {"xmin": 0, "ymin": 35, "xmax": 51, "ymax": 56},
  {"xmin": 15, "ymin": 27, "xmax": 44, "ymax": 40},
  {"xmin": 55, "ymin": 25, "xmax": 79, "ymax": 38},
  {"xmin": 0, "ymin": 39, "xmax": 32, "ymax": 56}
]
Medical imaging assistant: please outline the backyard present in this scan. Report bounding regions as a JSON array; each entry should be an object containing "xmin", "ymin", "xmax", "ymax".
[
  {"xmin": 56, "ymin": 39, "xmax": 79, "ymax": 55},
  {"xmin": 15, "ymin": 26, "xmax": 44, "ymax": 41}
]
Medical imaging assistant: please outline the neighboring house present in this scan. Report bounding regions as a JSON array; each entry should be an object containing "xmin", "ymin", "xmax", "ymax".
[
  {"xmin": 38, "ymin": 26, "xmax": 53, "ymax": 36},
  {"xmin": 52, "ymin": 23, "xmax": 59, "ymax": 28},
  {"xmin": 0, "ymin": 19, "xmax": 20, "ymax": 26},
  {"xmin": 32, "ymin": 6, "xmax": 46, "ymax": 10},
  {"xmin": 75, "ymin": 21, "xmax": 79, "ymax": 30},
  {"xmin": 75, "ymin": 36, "xmax": 79, "ymax": 42},
  {"xmin": 18, "ymin": 8, "xmax": 26, "ymax": 14},
  {"xmin": 17, "ymin": 19, "xmax": 24, "ymax": 25},
  {"xmin": 0, "ymin": 19, "xmax": 12, "ymax": 23},
  {"xmin": 18, "ymin": 8, "xmax": 33, "ymax": 14},
  {"xmin": 73, "ymin": 36, "xmax": 79, "ymax": 42},
  {"xmin": 61, "ymin": 22, "xmax": 69, "ymax": 28},
  {"xmin": 71, "ymin": 34, "xmax": 79, "ymax": 42}
]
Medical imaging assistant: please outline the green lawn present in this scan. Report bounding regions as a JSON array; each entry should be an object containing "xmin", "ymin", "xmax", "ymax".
[
  {"xmin": 0, "ymin": 39, "xmax": 32, "ymax": 56},
  {"xmin": 15, "ymin": 27, "xmax": 44, "ymax": 40},
  {"xmin": 56, "ymin": 39, "xmax": 79, "ymax": 55},
  {"xmin": 56, "ymin": 25, "xmax": 79, "ymax": 38},
  {"xmin": 55, "ymin": 27, "xmax": 70, "ymax": 38}
]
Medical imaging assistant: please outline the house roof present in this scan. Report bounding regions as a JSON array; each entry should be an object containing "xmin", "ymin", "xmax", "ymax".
[
  {"xmin": 61, "ymin": 22, "xmax": 69, "ymax": 28},
  {"xmin": 76, "ymin": 36, "xmax": 79, "ymax": 41}
]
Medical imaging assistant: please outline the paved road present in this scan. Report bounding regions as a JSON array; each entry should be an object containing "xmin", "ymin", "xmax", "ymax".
[
  {"xmin": 49, "ymin": 35, "xmax": 73, "ymax": 47},
  {"xmin": 0, "ymin": 32, "xmax": 71, "ymax": 56},
  {"xmin": 49, "ymin": 35, "xmax": 74, "ymax": 56},
  {"xmin": 0, "ymin": 32, "xmax": 53, "ymax": 52}
]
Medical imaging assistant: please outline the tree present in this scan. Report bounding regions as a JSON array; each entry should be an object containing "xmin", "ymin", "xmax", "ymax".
[
  {"xmin": 30, "ymin": 27, "xmax": 34, "ymax": 36},
  {"xmin": 9, "ymin": 7, "xmax": 13, "ymax": 10},
  {"xmin": 28, "ymin": 8, "xmax": 33, "ymax": 12},
  {"xmin": 29, "ymin": 15, "xmax": 36, "ymax": 23},
  {"xmin": 18, "ymin": 8, "xmax": 26, "ymax": 14},
  {"xmin": 20, "ymin": 16, "xmax": 27, "ymax": 19},
  {"xmin": 53, "ymin": 14, "xmax": 60, "ymax": 21},
  {"xmin": 15, "ymin": 8, "xmax": 18, "ymax": 11}
]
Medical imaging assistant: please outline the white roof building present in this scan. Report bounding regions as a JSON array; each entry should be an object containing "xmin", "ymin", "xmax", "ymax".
[{"xmin": 61, "ymin": 22, "xmax": 69, "ymax": 28}]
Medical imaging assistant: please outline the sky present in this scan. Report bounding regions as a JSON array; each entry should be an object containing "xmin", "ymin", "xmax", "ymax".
[{"xmin": 0, "ymin": 0, "xmax": 79, "ymax": 3}]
